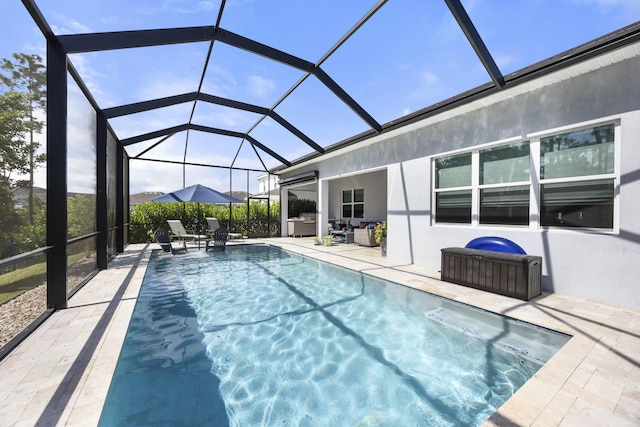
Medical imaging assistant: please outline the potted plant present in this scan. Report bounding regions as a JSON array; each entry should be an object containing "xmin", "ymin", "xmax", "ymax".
[{"xmin": 374, "ymin": 221, "xmax": 387, "ymax": 257}]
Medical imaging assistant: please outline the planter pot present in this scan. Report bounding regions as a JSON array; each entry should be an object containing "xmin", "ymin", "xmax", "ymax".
[{"xmin": 380, "ymin": 237, "xmax": 387, "ymax": 257}]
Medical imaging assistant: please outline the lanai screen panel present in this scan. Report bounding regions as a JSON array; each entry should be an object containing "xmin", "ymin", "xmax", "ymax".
[{"xmin": 66, "ymin": 75, "xmax": 98, "ymax": 293}]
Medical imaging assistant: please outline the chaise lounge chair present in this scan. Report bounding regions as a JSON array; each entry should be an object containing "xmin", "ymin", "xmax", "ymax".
[
  {"xmin": 206, "ymin": 228, "xmax": 229, "ymax": 251},
  {"xmin": 206, "ymin": 217, "xmax": 244, "ymax": 240},
  {"xmin": 166, "ymin": 219, "xmax": 207, "ymax": 245},
  {"xmin": 206, "ymin": 217, "xmax": 221, "ymax": 235},
  {"xmin": 154, "ymin": 229, "xmax": 187, "ymax": 254}
]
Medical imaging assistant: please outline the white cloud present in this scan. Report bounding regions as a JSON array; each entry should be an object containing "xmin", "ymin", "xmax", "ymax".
[
  {"xmin": 493, "ymin": 53, "xmax": 518, "ymax": 70},
  {"xmin": 136, "ymin": 72, "xmax": 199, "ymax": 101},
  {"xmin": 421, "ymin": 71, "xmax": 440, "ymax": 87},
  {"xmin": 406, "ymin": 69, "xmax": 441, "ymax": 101},
  {"xmin": 246, "ymin": 75, "xmax": 275, "ymax": 98},
  {"xmin": 201, "ymin": 64, "xmax": 238, "ymax": 98},
  {"xmin": 67, "ymin": 54, "xmax": 109, "ymax": 101},
  {"xmin": 50, "ymin": 15, "xmax": 92, "ymax": 35},
  {"xmin": 197, "ymin": 1, "xmax": 218, "ymax": 11},
  {"xmin": 194, "ymin": 108, "xmax": 255, "ymax": 128},
  {"xmin": 100, "ymin": 14, "xmax": 133, "ymax": 27},
  {"xmin": 572, "ymin": 0, "xmax": 640, "ymax": 6},
  {"xmin": 163, "ymin": 0, "xmax": 220, "ymax": 14}
]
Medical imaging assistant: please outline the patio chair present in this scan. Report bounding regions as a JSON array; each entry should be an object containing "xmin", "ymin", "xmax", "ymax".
[
  {"xmin": 354, "ymin": 227, "xmax": 378, "ymax": 247},
  {"xmin": 206, "ymin": 228, "xmax": 229, "ymax": 251},
  {"xmin": 154, "ymin": 229, "xmax": 187, "ymax": 254},
  {"xmin": 166, "ymin": 219, "xmax": 207, "ymax": 244}
]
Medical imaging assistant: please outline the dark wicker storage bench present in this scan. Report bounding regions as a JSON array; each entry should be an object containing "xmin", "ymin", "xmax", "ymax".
[{"xmin": 441, "ymin": 247, "xmax": 542, "ymax": 301}]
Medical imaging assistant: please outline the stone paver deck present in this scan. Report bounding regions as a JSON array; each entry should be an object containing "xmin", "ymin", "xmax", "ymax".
[{"xmin": 0, "ymin": 238, "xmax": 638, "ymax": 426}]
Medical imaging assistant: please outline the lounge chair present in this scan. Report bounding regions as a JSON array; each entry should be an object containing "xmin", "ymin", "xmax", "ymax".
[
  {"xmin": 166, "ymin": 219, "xmax": 207, "ymax": 244},
  {"xmin": 206, "ymin": 228, "xmax": 229, "ymax": 251},
  {"xmin": 206, "ymin": 217, "xmax": 244, "ymax": 240},
  {"xmin": 206, "ymin": 217, "xmax": 221, "ymax": 235},
  {"xmin": 154, "ymin": 229, "xmax": 187, "ymax": 254}
]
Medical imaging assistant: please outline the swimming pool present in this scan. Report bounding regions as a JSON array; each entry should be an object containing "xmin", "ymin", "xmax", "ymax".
[{"xmin": 99, "ymin": 245, "xmax": 570, "ymax": 426}]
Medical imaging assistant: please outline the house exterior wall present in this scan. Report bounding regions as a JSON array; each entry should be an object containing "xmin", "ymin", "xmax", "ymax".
[{"xmin": 279, "ymin": 52, "xmax": 640, "ymax": 309}]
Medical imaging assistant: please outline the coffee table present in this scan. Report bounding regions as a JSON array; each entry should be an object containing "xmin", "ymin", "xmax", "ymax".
[{"xmin": 330, "ymin": 230, "xmax": 354, "ymax": 244}]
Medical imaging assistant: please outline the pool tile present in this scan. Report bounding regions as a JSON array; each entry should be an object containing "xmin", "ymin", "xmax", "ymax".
[
  {"xmin": 532, "ymin": 389, "xmax": 576, "ymax": 426},
  {"xmin": 563, "ymin": 395, "xmax": 637, "ymax": 427}
]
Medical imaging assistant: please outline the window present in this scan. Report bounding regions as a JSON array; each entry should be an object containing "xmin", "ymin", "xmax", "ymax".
[
  {"xmin": 433, "ymin": 122, "xmax": 617, "ymax": 230},
  {"xmin": 435, "ymin": 190, "xmax": 472, "ymax": 223},
  {"xmin": 434, "ymin": 154, "xmax": 471, "ymax": 223},
  {"xmin": 479, "ymin": 142, "xmax": 530, "ymax": 225},
  {"xmin": 342, "ymin": 189, "xmax": 364, "ymax": 219},
  {"xmin": 480, "ymin": 186, "xmax": 530, "ymax": 225},
  {"xmin": 540, "ymin": 124, "xmax": 615, "ymax": 228}
]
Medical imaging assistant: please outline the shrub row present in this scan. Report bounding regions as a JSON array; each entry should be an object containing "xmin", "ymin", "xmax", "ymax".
[{"xmin": 129, "ymin": 201, "xmax": 281, "ymax": 243}]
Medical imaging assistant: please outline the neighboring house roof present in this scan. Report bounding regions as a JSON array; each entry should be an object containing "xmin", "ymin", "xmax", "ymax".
[
  {"xmin": 252, "ymin": 188, "xmax": 280, "ymax": 198},
  {"xmin": 226, "ymin": 191, "xmax": 251, "ymax": 201}
]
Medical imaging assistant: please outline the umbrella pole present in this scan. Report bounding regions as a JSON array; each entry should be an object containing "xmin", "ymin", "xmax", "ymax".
[{"xmin": 196, "ymin": 203, "xmax": 201, "ymax": 249}]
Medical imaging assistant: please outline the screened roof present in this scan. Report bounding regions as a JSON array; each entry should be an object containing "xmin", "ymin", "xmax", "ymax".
[{"xmin": 8, "ymin": 1, "xmax": 640, "ymax": 192}]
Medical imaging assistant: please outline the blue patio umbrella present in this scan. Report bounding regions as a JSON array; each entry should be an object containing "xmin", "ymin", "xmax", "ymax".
[{"xmin": 151, "ymin": 184, "xmax": 242, "ymax": 204}]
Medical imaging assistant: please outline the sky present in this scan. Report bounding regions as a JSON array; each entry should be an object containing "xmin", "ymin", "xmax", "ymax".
[{"xmin": 3, "ymin": 0, "xmax": 640, "ymax": 195}]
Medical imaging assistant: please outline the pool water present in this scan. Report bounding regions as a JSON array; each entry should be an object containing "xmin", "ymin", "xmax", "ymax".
[{"xmin": 99, "ymin": 245, "xmax": 570, "ymax": 426}]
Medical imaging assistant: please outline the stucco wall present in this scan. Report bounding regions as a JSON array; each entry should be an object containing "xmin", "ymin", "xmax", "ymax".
[{"xmin": 280, "ymin": 53, "xmax": 640, "ymax": 309}]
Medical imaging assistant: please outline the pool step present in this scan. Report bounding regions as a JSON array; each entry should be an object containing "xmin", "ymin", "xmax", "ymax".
[{"xmin": 424, "ymin": 304, "xmax": 569, "ymax": 364}]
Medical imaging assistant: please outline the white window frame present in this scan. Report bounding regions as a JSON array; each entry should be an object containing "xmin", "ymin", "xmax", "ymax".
[
  {"xmin": 341, "ymin": 188, "xmax": 364, "ymax": 220},
  {"xmin": 433, "ymin": 153, "xmax": 473, "ymax": 224},
  {"xmin": 432, "ymin": 119, "xmax": 620, "ymax": 233}
]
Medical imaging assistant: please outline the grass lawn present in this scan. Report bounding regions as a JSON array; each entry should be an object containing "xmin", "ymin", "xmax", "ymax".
[
  {"xmin": 0, "ymin": 252, "xmax": 92, "ymax": 305},
  {"xmin": 0, "ymin": 262, "xmax": 46, "ymax": 305}
]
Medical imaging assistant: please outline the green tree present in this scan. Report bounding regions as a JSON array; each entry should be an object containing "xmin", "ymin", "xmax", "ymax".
[
  {"xmin": 12, "ymin": 197, "xmax": 46, "ymax": 253},
  {"xmin": 1, "ymin": 53, "xmax": 47, "ymax": 225},
  {"xmin": 0, "ymin": 90, "xmax": 30, "ymax": 255},
  {"xmin": 0, "ymin": 90, "xmax": 30, "ymax": 180},
  {"xmin": 0, "ymin": 177, "xmax": 23, "ymax": 256},
  {"xmin": 68, "ymin": 194, "xmax": 96, "ymax": 239}
]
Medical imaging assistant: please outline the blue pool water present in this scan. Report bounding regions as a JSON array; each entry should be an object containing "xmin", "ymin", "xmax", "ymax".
[{"xmin": 99, "ymin": 245, "xmax": 570, "ymax": 426}]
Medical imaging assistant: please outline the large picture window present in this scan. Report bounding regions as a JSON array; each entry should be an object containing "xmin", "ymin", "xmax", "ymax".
[
  {"xmin": 342, "ymin": 189, "xmax": 364, "ymax": 219},
  {"xmin": 433, "ymin": 122, "xmax": 617, "ymax": 230}
]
